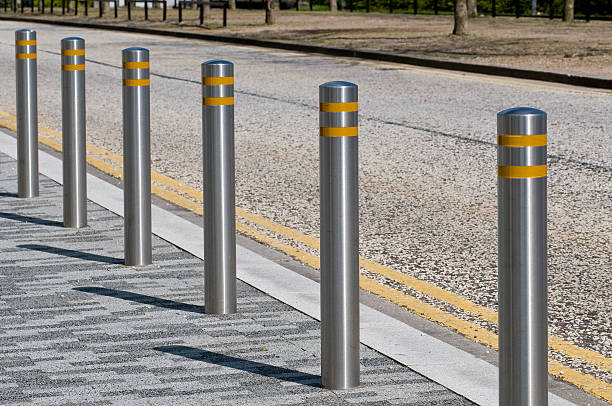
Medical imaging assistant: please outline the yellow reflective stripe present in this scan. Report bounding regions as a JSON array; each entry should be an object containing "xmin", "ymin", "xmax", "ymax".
[
  {"xmin": 203, "ymin": 77, "xmax": 234, "ymax": 86},
  {"xmin": 62, "ymin": 64, "xmax": 85, "ymax": 71},
  {"xmin": 16, "ymin": 40, "xmax": 36, "ymax": 46},
  {"xmin": 61, "ymin": 49, "xmax": 85, "ymax": 56},
  {"xmin": 498, "ymin": 165, "xmax": 547, "ymax": 178},
  {"xmin": 203, "ymin": 97, "xmax": 234, "ymax": 106},
  {"xmin": 498, "ymin": 134, "xmax": 547, "ymax": 147},
  {"xmin": 16, "ymin": 53, "xmax": 36, "ymax": 59},
  {"xmin": 320, "ymin": 102, "xmax": 358, "ymax": 113},
  {"xmin": 320, "ymin": 127, "xmax": 358, "ymax": 137},
  {"xmin": 123, "ymin": 61, "xmax": 149, "ymax": 69},
  {"xmin": 123, "ymin": 79, "xmax": 150, "ymax": 87}
]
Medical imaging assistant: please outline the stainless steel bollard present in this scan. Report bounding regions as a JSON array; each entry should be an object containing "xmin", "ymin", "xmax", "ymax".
[
  {"xmin": 15, "ymin": 29, "xmax": 39, "ymax": 198},
  {"xmin": 61, "ymin": 37, "xmax": 87, "ymax": 228},
  {"xmin": 122, "ymin": 47, "xmax": 152, "ymax": 266},
  {"xmin": 201, "ymin": 60, "xmax": 237, "ymax": 314},
  {"xmin": 319, "ymin": 81, "xmax": 360, "ymax": 390},
  {"xmin": 497, "ymin": 107, "xmax": 548, "ymax": 406}
]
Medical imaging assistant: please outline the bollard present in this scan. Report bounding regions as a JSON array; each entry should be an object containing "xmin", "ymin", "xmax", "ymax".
[
  {"xmin": 122, "ymin": 47, "xmax": 152, "ymax": 266},
  {"xmin": 15, "ymin": 29, "xmax": 39, "ymax": 198},
  {"xmin": 497, "ymin": 107, "xmax": 548, "ymax": 406},
  {"xmin": 61, "ymin": 37, "xmax": 87, "ymax": 228},
  {"xmin": 319, "ymin": 81, "xmax": 360, "ymax": 390},
  {"xmin": 201, "ymin": 60, "xmax": 237, "ymax": 315}
]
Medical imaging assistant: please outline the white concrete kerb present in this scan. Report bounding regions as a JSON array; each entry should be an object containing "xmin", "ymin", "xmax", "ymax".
[{"xmin": 0, "ymin": 129, "xmax": 574, "ymax": 406}]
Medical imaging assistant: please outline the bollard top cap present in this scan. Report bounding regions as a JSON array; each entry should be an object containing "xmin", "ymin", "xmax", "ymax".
[
  {"xmin": 319, "ymin": 81, "xmax": 358, "ymax": 103},
  {"xmin": 497, "ymin": 107, "xmax": 546, "ymax": 117},
  {"xmin": 61, "ymin": 37, "xmax": 85, "ymax": 49},
  {"xmin": 15, "ymin": 29, "xmax": 36, "ymax": 40},
  {"xmin": 202, "ymin": 60, "xmax": 233, "ymax": 77},
  {"xmin": 122, "ymin": 47, "xmax": 149, "ymax": 62},
  {"xmin": 497, "ymin": 106, "xmax": 546, "ymax": 136}
]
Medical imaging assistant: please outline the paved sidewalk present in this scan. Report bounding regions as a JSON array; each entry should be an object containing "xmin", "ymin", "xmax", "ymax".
[{"xmin": 0, "ymin": 152, "xmax": 473, "ymax": 405}]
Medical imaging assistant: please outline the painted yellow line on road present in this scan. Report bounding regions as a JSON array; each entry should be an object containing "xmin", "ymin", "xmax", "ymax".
[{"xmin": 0, "ymin": 112, "xmax": 610, "ymax": 401}]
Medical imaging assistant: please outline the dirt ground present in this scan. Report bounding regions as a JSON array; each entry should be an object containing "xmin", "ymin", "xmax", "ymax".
[{"xmin": 7, "ymin": 8, "xmax": 612, "ymax": 77}]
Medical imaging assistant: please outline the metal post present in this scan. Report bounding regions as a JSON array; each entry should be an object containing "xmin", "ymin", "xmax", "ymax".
[
  {"xmin": 515, "ymin": 0, "xmax": 519, "ymax": 17},
  {"xmin": 162, "ymin": 0, "xmax": 166, "ymax": 20},
  {"xmin": 295, "ymin": 0, "xmax": 298, "ymax": 11},
  {"xmin": 15, "ymin": 29, "xmax": 39, "ymax": 199},
  {"xmin": 127, "ymin": 0, "xmax": 131, "ymax": 19},
  {"xmin": 62, "ymin": 0, "xmax": 65, "ymax": 14},
  {"xmin": 201, "ymin": 60, "xmax": 237, "ymax": 315},
  {"xmin": 497, "ymin": 107, "xmax": 548, "ymax": 406},
  {"xmin": 222, "ymin": 3, "xmax": 226, "ymax": 26},
  {"xmin": 492, "ymin": 0, "xmax": 495, "ymax": 17},
  {"xmin": 413, "ymin": 0, "xmax": 416, "ymax": 14},
  {"xmin": 30, "ymin": 0, "xmax": 33, "ymax": 13},
  {"xmin": 20, "ymin": 0, "xmax": 23, "ymax": 13},
  {"xmin": 389, "ymin": 0, "xmax": 392, "ymax": 13},
  {"xmin": 50, "ymin": 0, "xmax": 53, "ymax": 13},
  {"xmin": 114, "ymin": 0, "xmax": 117, "ymax": 17},
  {"xmin": 122, "ymin": 47, "xmax": 152, "ymax": 266},
  {"xmin": 144, "ymin": 0, "xmax": 148, "ymax": 19},
  {"xmin": 61, "ymin": 37, "xmax": 87, "ymax": 228},
  {"xmin": 75, "ymin": 0, "xmax": 78, "ymax": 15},
  {"xmin": 85, "ymin": 0, "xmax": 88, "ymax": 15},
  {"xmin": 99, "ymin": 0, "xmax": 102, "ymax": 16},
  {"xmin": 178, "ymin": 0, "xmax": 182, "ymax": 21},
  {"xmin": 199, "ymin": 2, "xmax": 202, "ymax": 23},
  {"xmin": 319, "ymin": 81, "xmax": 359, "ymax": 390},
  {"xmin": 434, "ymin": 0, "xmax": 437, "ymax": 14}
]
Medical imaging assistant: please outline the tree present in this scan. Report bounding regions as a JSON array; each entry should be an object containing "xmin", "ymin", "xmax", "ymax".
[
  {"xmin": 467, "ymin": 0, "xmax": 477, "ymax": 17},
  {"xmin": 563, "ymin": 0, "xmax": 574, "ymax": 22},
  {"xmin": 453, "ymin": 0, "xmax": 468, "ymax": 35},
  {"xmin": 265, "ymin": 0, "xmax": 277, "ymax": 24},
  {"xmin": 330, "ymin": 0, "xmax": 337, "ymax": 11},
  {"xmin": 228, "ymin": 0, "xmax": 236, "ymax": 9}
]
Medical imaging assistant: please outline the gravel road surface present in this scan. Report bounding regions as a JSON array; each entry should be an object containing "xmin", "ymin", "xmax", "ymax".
[{"xmin": 0, "ymin": 21, "xmax": 610, "ymax": 384}]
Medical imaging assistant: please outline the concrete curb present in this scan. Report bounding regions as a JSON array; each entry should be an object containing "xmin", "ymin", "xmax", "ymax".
[{"xmin": 1, "ymin": 15, "xmax": 611, "ymax": 90}]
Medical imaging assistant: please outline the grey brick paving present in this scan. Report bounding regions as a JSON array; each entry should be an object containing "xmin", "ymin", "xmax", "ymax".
[{"xmin": 0, "ymin": 152, "xmax": 473, "ymax": 405}]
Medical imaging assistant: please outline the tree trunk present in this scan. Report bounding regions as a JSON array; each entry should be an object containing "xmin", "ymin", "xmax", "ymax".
[
  {"xmin": 329, "ymin": 0, "xmax": 337, "ymax": 11},
  {"xmin": 453, "ymin": 0, "xmax": 468, "ymax": 35},
  {"xmin": 265, "ymin": 0, "xmax": 276, "ymax": 24},
  {"xmin": 563, "ymin": 0, "xmax": 574, "ymax": 22},
  {"xmin": 228, "ymin": 0, "xmax": 236, "ymax": 9},
  {"xmin": 67, "ymin": 0, "xmax": 73, "ymax": 12},
  {"xmin": 467, "ymin": 0, "xmax": 477, "ymax": 17}
]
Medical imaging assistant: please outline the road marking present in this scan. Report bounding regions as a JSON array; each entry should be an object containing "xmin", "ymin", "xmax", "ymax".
[{"xmin": 0, "ymin": 111, "xmax": 610, "ymax": 402}]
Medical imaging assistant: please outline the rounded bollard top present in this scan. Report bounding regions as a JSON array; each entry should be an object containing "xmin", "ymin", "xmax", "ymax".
[
  {"xmin": 61, "ymin": 37, "xmax": 85, "ymax": 50},
  {"xmin": 202, "ymin": 60, "xmax": 233, "ymax": 78},
  {"xmin": 320, "ymin": 81, "xmax": 358, "ymax": 103},
  {"xmin": 15, "ymin": 29, "xmax": 36, "ymax": 41},
  {"xmin": 122, "ymin": 47, "xmax": 149, "ymax": 62},
  {"xmin": 497, "ymin": 106, "xmax": 546, "ymax": 136}
]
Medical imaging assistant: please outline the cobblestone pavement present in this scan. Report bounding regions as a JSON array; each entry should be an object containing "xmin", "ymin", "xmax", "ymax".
[{"xmin": 0, "ymin": 152, "xmax": 474, "ymax": 405}]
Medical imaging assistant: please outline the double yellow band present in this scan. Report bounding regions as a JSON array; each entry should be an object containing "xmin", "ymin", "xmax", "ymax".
[
  {"xmin": 16, "ymin": 53, "xmax": 36, "ymax": 60},
  {"xmin": 320, "ymin": 102, "xmax": 358, "ymax": 113},
  {"xmin": 498, "ymin": 165, "xmax": 547, "ymax": 178},
  {"xmin": 62, "ymin": 64, "xmax": 85, "ymax": 71},
  {"xmin": 498, "ymin": 134, "xmax": 547, "ymax": 147},
  {"xmin": 16, "ymin": 40, "xmax": 36, "ymax": 46},
  {"xmin": 203, "ymin": 77, "xmax": 234, "ymax": 86},
  {"xmin": 62, "ymin": 49, "xmax": 85, "ymax": 56},
  {"xmin": 320, "ymin": 127, "xmax": 358, "ymax": 137},
  {"xmin": 123, "ymin": 79, "xmax": 150, "ymax": 87},
  {"xmin": 123, "ymin": 61, "xmax": 149, "ymax": 69},
  {"xmin": 203, "ymin": 97, "xmax": 234, "ymax": 106}
]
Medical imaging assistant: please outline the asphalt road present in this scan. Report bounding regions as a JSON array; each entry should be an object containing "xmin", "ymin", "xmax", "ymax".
[{"xmin": 0, "ymin": 21, "xmax": 610, "ymax": 385}]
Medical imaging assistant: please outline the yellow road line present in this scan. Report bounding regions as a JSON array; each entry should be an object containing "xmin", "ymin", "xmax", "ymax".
[{"xmin": 0, "ymin": 112, "xmax": 610, "ymax": 401}]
